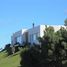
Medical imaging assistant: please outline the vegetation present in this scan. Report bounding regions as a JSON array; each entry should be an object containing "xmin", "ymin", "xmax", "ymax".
[
  {"xmin": 4, "ymin": 43, "xmax": 21, "ymax": 56},
  {"xmin": 4, "ymin": 44, "xmax": 12, "ymax": 55},
  {"xmin": 0, "ymin": 51, "xmax": 21, "ymax": 67},
  {"xmin": 1, "ymin": 20, "xmax": 67, "ymax": 67},
  {"xmin": 20, "ymin": 26, "xmax": 67, "ymax": 67}
]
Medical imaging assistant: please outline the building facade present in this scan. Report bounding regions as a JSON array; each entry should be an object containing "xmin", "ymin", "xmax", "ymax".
[
  {"xmin": 11, "ymin": 25, "xmax": 66, "ymax": 46},
  {"xmin": 11, "ymin": 29, "xmax": 27, "ymax": 45}
]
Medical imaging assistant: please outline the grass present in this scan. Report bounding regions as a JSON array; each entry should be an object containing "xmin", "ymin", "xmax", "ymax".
[{"xmin": 0, "ymin": 51, "xmax": 21, "ymax": 67}]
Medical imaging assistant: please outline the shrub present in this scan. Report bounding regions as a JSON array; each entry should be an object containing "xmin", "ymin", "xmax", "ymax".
[{"xmin": 5, "ymin": 44, "xmax": 12, "ymax": 55}]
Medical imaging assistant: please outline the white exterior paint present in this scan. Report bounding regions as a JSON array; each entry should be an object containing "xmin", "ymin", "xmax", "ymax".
[
  {"xmin": 28, "ymin": 25, "xmax": 40, "ymax": 44},
  {"xmin": 11, "ymin": 25, "xmax": 66, "ymax": 46},
  {"xmin": 11, "ymin": 29, "xmax": 27, "ymax": 45}
]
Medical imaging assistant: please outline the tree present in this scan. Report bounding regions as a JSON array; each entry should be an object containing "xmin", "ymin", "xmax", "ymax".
[
  {"xmin": 20, "ymin": 26, "xmax": 67, "ymax": 67},
  {"xmin": 4, "ymin": 44, "xmax": 12, "ymax": 55},
  {"xmin": 20, "ymin": 26, "xmax": 55, "ymax": 67},
  {"xmin": 54, "ymin": 27, "xmax": 67, "ymax": 67}
]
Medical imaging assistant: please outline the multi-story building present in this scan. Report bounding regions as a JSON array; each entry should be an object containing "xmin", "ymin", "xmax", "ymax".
[
  {"xmin": 11, "ymin": 29, "xmax": 27, "ymax": 45},
  {"xmin": 11, "ymin": 25, "xmax": 66, "ymax": 46}
]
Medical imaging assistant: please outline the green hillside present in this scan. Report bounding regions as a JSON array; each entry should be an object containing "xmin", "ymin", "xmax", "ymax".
[{"xmin": 0, "ymin": 51, "xmax": 21, "ymax": 67}]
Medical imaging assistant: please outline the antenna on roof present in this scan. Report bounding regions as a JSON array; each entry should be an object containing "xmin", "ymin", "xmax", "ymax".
[{"xmin": 32, "ymin": 22, "xmax": 34, "ymax": 28}]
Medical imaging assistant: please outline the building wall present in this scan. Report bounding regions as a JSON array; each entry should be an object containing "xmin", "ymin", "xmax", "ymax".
[
  {"xmin": 11, "ymin": 29, "xmax": 27, "ymax": 45},
  {"xmin": 40, "ymin": 25, "xmax": 66, "ymax": 37},
  {"xmin": 40, "ymin": 25, "xmax": 46, "ymax": 37},
  {"xmin": 28, "ymin": 25, "xmax": 40, "ymax": 44},
  {"xmin": 11, "ymin": 25, "xmax": 66, "ymax": 46}
]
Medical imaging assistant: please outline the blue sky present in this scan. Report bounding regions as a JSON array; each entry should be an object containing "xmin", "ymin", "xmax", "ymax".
[{"xmin": 0, "ymin": 0, "xmax": 67, "ymax": 48}]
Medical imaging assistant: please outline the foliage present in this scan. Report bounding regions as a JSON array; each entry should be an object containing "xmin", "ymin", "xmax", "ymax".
[
  {"xmin": 20, "ymin": 26, "xmax": 67, "ymax": 67},
  {"xmin": 4, "ymin": 44, "xmax": 12, "ymax": 56},
  {"xmin": 20, "ymin": 46, "xmax": 41, "ymax": 67}
]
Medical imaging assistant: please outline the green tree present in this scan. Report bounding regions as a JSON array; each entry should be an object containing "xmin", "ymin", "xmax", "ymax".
[
  {"xmin": 54, "ymin": 27, "xmax": 67, "ymax": 67},
  {"xmin": 4, "ymin": 44, "xmax": 12, "ymax": 55},
  {"xmin": 20, "ymin": 26, "xmax": 67, "ymax": 67}
]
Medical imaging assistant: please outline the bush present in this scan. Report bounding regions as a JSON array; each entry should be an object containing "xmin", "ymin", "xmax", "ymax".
[
  {"xmin": 20, "ymin": 45, "xmax": 49, "ymax": 67},
  {"xmin": 5, "ymin": 44, "xmax": 12, "ymax": 55}
]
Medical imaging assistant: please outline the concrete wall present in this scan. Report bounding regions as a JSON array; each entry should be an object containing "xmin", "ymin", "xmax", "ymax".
[
  {"xmin": 11, "ymin": 25, "xmax": 66, "ymax": 46},
  {"xmin": 40, "ymin": 25, "xmax": 66, "ymax": 37},
  {"xmin": 28, "ymin": 25, "xmax": 40, "ymax": 44},
  {"xmin": 11, "ymin": 29, "xmax": 27, "ymax": 45}
]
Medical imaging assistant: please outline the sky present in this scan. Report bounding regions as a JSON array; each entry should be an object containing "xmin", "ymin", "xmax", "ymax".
[{"xmin": 0, "ymin": 0, "xmax": 67, "ymax": 49}]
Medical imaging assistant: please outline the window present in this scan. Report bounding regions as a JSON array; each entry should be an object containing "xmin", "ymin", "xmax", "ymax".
[
  {"xmin": 33, "ymin": 34, "xmax": 36, "ymax": 41},
  {"xmin": 17, "ymin": 36, "xmax": 22, "ymax": 44},
  {"xmin": 30, "ymin": 33, "xmax": 39, "ymax": 44},
  {"xmin": 33, "ymin": 33, "xmax": 39, "ymax": 41},
  {"xmin": 30, "ymin": 34, "xmax": 33, "ymax": 42}
]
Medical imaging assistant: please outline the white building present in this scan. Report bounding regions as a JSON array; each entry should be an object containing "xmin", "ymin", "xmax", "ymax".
[
  {"xmin": 11, "ymin": 29, "xmax": 27, "ymax": 45},
  {"xmin": 11, "ymin": 25, "xmax": 66, "ymax": 46}
]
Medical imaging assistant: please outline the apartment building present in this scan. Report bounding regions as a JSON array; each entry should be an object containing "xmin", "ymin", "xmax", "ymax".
[{"xmin": 11, "ymin": 25, "xmax": 66, "ymax": 46}]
